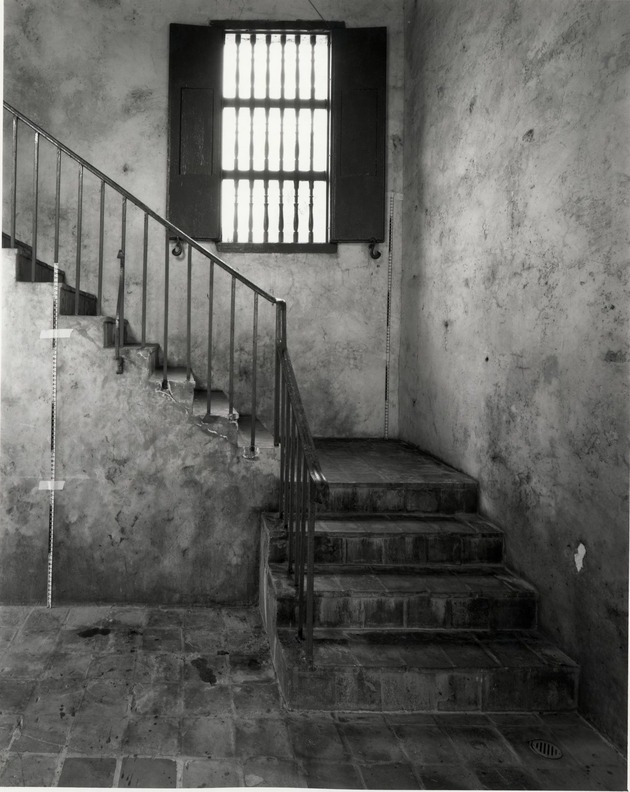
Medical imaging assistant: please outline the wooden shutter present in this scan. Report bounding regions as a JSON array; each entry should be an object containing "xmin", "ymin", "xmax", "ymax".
[
  {"xmin": 168, "ymin": 24, "xmax": 223, "ymax": 240},
  {"xmin": 330, "ymin": 27, "xmax": 387, "ymax": 242}
]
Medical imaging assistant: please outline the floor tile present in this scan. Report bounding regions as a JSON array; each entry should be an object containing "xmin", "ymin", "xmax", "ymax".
[
  {"xmin": 183, "ymin": 679, "xmax": 233, "ymax": 715},
  {"xmin": 0, "ymin": 752, "xmax": 59, "ymax": 785},
  {"xmin": 414, "ymin": 762, "xmax": 482, "ymax": 790},
  {"xmin": 119, "ymin": 757, "xmax": 176, "ymax": 787},
  {"xmin": 183, "ymin": 627, "xmax": 225, "ymax": 654},
  {"xmin": 184, "ymin": 653, "xmax": 230, "ymax": 685},
  {"xmin": 287, "ymin": 715, "xmax": 351, "ymax": 762},
  {"xmin": 180, "ymin": 715, "xmax": 236, "ymax": 758},
  {"xmin": 44, "ymin": 652, "xmax": 93, "ymax": 681},
  {"xmin": 230, "ymin": 651, "xmax": 276, "ymax": 683},
  {"xmin": 336, "ymin": 718, "xmax": 405, "ymax": 764},
  {"xmin": 445, "ymin": 724, "xmax": 521, "ymax": 766},
  {"xmin": 134, "ymin": 652, "xmax": 183, "ymax": 684},
  {"xmin": 22, "ymin": 607, "xmax": 68, "ymax": 634},
  {"xmin": 303, "ymin": 758, "xmax": 363, "ymax": 789},
  {"xmin": 130, "ymin": 681, "xmax": 181, "ymax": 717},
  {"xmin": 243, "ymin": 756, "xmax": 307, "ymax": 787},
  {"xmin": 358, "ymin": 761, "xmax": 421, "ymax": 788},
  {"xmin": 58, "ymin": 756, "xmax": 117, "ymax": 787},
  {"xmin": 122, "ymin": 716, "xmax": 180, "ymax": 756},
  {"xmin": 0, "ymin": 649, "xmax": 51, "ymax": 679},
  {"xmin": 232, "ymin": 681, "xmax": 283, "ymax": 718},
  {"xmin": 391, "ymin": 723, "xmax": 458, "ymax": 765},
  {"xmin": 184, "ymin": 758, "xmax": 244, "ymax": 787},
  {"xmin": 235, "ymin": 717, "xmax": 294, "ymax": 759},
  {"xmin": 0, "ymin": 678, "xmax": 36, "ymax": 713},
  {"xmin": 141, "ymin": 627, "xmax": 182, "ymax": 653},
  {"xmin": 583, "ymin": 763, "xmax": 629, "ymax": 791}
]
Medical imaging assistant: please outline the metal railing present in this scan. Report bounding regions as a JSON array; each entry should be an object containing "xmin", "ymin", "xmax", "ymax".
[{"xmin": 3, "ymin": 100, "xmax": 327, "ymax": 663}]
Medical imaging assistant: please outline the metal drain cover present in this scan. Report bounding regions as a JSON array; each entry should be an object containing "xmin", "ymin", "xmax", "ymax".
[{"xmin": 529, "ymin": 739, "xmax": 563, "ymax": 760}]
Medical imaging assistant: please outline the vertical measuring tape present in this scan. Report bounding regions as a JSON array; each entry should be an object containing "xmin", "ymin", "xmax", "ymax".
[
  {"xmin": 46, "ymin": 262, "xmax": 60, "ymax": 608},
  {"xmin": 384, "ymin": 195, "xmax": 394, "ymax": 439}
]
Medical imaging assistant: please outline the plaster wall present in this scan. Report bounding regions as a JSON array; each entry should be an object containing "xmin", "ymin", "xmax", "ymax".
[
  {"xmin": 3, "ymin": 0, "xmax": 404, "ymax": 438},
  {"xmin": 400, "ymin": 0, "xmax": 629, "ymax": 747},
  {"xmin": 0, "ymin": 249, "xmax": 278, "ymax": 605}
]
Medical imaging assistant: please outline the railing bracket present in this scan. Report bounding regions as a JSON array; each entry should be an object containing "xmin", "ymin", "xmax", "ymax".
[{"xmin": 242, "ymin": 446, "xmax": 259, "ymax": 460}]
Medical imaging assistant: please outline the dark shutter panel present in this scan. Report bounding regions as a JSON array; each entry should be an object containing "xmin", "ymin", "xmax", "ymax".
[
  {"xmin": 168, "ymin": 24, "xmax": 223, "ymax": 240},
  {"xmin": 330, "ymin": 27, "xmax": 387, "ymax": 242}
]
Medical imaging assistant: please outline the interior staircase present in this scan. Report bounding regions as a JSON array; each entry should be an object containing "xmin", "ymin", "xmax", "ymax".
[{"xmin": 260, "ymin": 439, "xmax": 580, "ymax": 713}]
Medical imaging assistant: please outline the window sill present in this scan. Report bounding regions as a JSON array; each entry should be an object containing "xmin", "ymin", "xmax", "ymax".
[{"xmin": 216, "ymin": 242, "xmax": 338, "ymax": 254}]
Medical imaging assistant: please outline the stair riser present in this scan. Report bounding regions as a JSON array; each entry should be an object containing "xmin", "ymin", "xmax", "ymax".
[
  {"xmin": 323, "ymin": 485, "xmax": 477, "ymax": 514},
  {"xmin": 278, "ymin": 593, "xmax": 537, "ymax": 631},
  {"xmin": 314, "ymin": 534, "xmax": 504, "ymax": 566},
  {"xmin": 278, "ymin": 662, "xmax": 578, "ymax": 713}
]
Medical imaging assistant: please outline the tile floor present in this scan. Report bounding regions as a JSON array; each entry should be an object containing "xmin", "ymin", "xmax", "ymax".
[{"xmin": 0, "ymin": 605, "xmax": 626, "ymax": 789}]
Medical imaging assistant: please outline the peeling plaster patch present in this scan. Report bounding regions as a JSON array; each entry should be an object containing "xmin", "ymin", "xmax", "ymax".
[
  {"xmin": 574, "ymin": 542, "xmax": 586, "ymax": 572},
  {"xmin": 522, "ymin": 128, "xmax": 534, "ymax": 142},
  {"xmin": 604, "ymin": 349, "xmax": 628, "ymax": 363}
]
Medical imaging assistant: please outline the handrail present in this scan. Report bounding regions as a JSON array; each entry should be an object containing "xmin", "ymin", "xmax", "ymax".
[
  {"xmin": 3, "ymin": 102, "xmax": 277, "ymax": 305},
  {"xmin": 4, "ymin": 99, "xmax": 328, "ymax": 664}
]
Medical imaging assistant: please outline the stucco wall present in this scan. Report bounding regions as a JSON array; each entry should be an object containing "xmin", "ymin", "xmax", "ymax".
[
  {"xmin": 3, "ymin": 0, "xmax": 404, "ymax": 438},
  {"xmin": 401, "ymin": 0, "xmax": 629, "ymax": 747},
  {"xmin": 0, "ymin": 248, "xmax": 278, "ymax": 605}
]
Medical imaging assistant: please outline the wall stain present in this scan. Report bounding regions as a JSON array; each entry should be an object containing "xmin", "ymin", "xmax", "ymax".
[{"xmin": 605, "ymin": 350, "xmax": 627, "ymax": 363}]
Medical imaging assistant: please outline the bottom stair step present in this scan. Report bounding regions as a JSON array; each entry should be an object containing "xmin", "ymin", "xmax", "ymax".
[{"xmin": 272, "ymin": 628, "xmax": 579, "ymax": 713}]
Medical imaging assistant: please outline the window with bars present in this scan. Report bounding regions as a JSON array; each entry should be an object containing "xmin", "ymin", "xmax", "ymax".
[
  {"xmin": 221, "ymin": 32, "xmax": 330, "ymax": 245},
  {"xmin": 168, "ymin": 23, "xmax": 387, "ymax": 249}
]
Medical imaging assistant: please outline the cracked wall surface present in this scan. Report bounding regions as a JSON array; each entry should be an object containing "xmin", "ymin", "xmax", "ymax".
[
  {"xmin": 3, "ymin": 0, "xmax": 404, "ymax": 438},
  {"xmin": 400, "ymin": 0, "xmax": 629, "ymax": 748}
]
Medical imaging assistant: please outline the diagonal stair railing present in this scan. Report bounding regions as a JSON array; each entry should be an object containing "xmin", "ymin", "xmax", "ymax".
[{"xmin": 3, "ymin": 100, "xmax": 324, "ymax": 663}]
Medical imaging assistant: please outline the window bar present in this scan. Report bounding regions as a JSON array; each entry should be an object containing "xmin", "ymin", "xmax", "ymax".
[
  {"xmin": 278, "ymin": 35, "xmax": 286, "ymax": 243},
  {"xmin": 141, "ymin": 212, "xmax": 148, "ymax": 346},
  {"xmin": 263, "ymin": 34, "xmax": 271, "ymax": 244},
  {"xmin": 97, "ymin": 180, "xmax": 105, "ymax": 314},
  {"xmin": 293, "ymin": 35, "xmax": 301, "ymax": 243},
  {"xmin": 248, "ymin": 35, "xmax": 256, "ymax": 244},
  {"xmin": 162, "ymin": 228, "xmax": 169, "ymax": 389},
  {"xmin": 233, "ymin": 34, "xmax": 241, "ymax": 243},
  {"xmin": 249, "ymin": 292, "xmax": 259, "ymax": 454},
  {"xmin": 74, "ymin": 164, "xmax": 83, "ymax": 312},
  {"xmin": 228, "ymin": 276, "xmax": 236, "ymax": 418},
  {"xmin": 204, "ymin": 261, "xmax": 215, "ymax": 419},
  {"xmin": 54, "ymin": 149, "xmax": 62, "ymax": 266},
  {"xmin": 297, "ymin": 455, "xmax": 308, "ymax": 638},
  {"xmin": 186, "ymin": 243, "xmax": 192, "ymax": 380},
  {"xmin": 308, "ymin": 36, "xmax": 316, "ymax": 244},
  {"xmin": 10, "ymin": 116, "xmax": 17, "ymax": 248},
  {"xmin": 31, "ymin": 131, "xmax": 40, "ymax": 282}
]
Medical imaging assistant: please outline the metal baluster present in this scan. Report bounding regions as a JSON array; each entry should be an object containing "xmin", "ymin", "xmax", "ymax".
[
  {"xmin": 141, "ymin": 213, "xmax": 148, "ymax": 346},
  {"xmin": 97, "ymin": 180, "xmax": 105, "ymax": 314},
  {"xmin": 186, "ymin": 244, "xmax": 192, "ymax": 380},
  {"xmin": 162, "ymin": 228, "xmax": 169, "ymax": 389},
  {"xmin": 228, "ymin": 277, "xmax": 236, "ymax": 419},
  {"xmin": 54, "ymin": 149, "xmax": 62, "ymax": 266},
  {"xmin": 119, "ymin": 196, "xmax": 126, "ymax": 349},
  {"xmin": 74, "ymin": 164, "xmax": 83, "ymax": 310},
  {"xmin": 277, "ymin": 364, "xmax": 286, "ymax": 516},
  {"xmin": 297, "ymin": 454, "xmax": 308, "ymax": 638},
  {"xmin": 31, "ymin": 131, "xmax": 40, "ymax": 282},
  {"xmin": 286, "ymin": 411, "xmax": 295, "ymax": 573},
  {"xmin": 273, "ymin": 300, "xmax": 285, "ymax": 446},
  {"xmin": 295, "ymin": 444, "xmax": 305, "ymax": 635},
  {"xmin": 204, "ymin": 262, "xmax": 214, "ymax": 420},
  {"xmin": 306, "ymin": 486, "xmax": 316, "ymax": 665},
  {"xmin": 288, "ymin": 415, "xmax": 297, "ymax": 579},
  {"xmin": 10, "ymin": 116, "xmax": 17, "ymax": 248},
  {"xmin": 248, "ymin": 292, "xmax": 259, "ymax": 455}
]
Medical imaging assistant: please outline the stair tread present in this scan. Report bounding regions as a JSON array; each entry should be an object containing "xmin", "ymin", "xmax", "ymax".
[
  {"xmin": 270, "ymin": 564, "xmax": 536, "ymax": 597},
  {"xmin": 315, "ymin": 514, "xmax": 502, "ymax": 536},
  {"xmin": 276, "ymin": 627, "xmax": 578, "ymax": 670}
]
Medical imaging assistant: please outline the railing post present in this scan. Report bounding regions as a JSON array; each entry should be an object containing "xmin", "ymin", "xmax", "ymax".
[
  {"xmin": 274, "ymin": 300, "xmax": 286, "ymax": 446},
  {"xmin": 31, "ymin": 131, "xmax": 40, "ymax": 282},
  {"xmin": 228, "ymin": 277, "xmax": 236, "ymax": 419},
  {"xmin": 97, "ymin": 180, "xmax": 105, "ymax": 314},
  {"xmin": 10, "ymin": 115, "xmax": 18, "ymax": 249},
  {"xmin": 74, "ymin": 164, "xmax": 83, "ymax": 312},
  {"xmin": 186, "ymin": 244, "xmax": 192, "ymax": 380},
  {"xmin": 141, "ymin": 213, "xmax": 148, "ymax": 346},
  {"xmin": 162, "ymin": 229, "xmax": 170, "ymax": 389},
  {"xmin": 54, "ymin": 149, "xmax": 62, "ymax": 267},
  {"xmin": 306, "ymin": 486, "xmax": 316, "ymax": 667},
  {"xmin": 203, "ymin": 262, "xmax": 215, "ymax": 421},
  {"xmin": 115, "ymin": 248, "xmax": 125, "ymax": 374}
]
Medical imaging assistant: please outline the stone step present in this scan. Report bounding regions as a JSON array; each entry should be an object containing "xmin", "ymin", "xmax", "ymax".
[
  {"xmin": 272, "ymin": 628, "xmax": 579, "ymax": 712},
  {"xmin": 303, "ymin": 514, "xmax": 503, "ymax": 566},
  {"xmin": 315, "ymin": 439, "xmax": 478, "ymax": 514},
  {"xmin": 269, "ymin": 565, "xmax": 537, "ymax": 631}
]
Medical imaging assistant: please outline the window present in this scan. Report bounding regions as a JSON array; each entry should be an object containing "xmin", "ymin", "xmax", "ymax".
[
  {"xmin": 168, "ymin": 23, "xmax": 386, "ymax": 249},
  {"xmin": 221, "ymin": 32, "xmax": 330, "ymax": 245}
]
